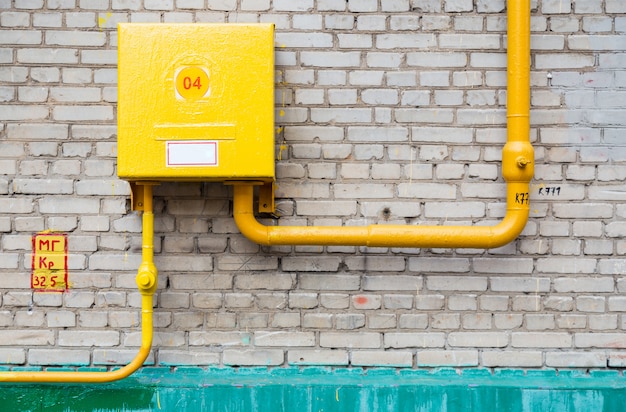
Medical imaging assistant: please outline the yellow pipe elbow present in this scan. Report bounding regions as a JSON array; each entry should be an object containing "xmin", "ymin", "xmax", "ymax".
[
  {"xmin": 234, "ymin": 0, "xmax": 532, "ymax": 250},
  {"xmin": 0, "ymin": 185, "xmax": 157, "ymax": 383},
  {"xmin": 233, "ymin": 183, "xmax": 530, "ymax": 250}
]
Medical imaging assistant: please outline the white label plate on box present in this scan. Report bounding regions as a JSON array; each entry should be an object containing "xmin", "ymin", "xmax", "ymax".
[{"xmin": 166, "ymin": 141, "xmax": 218, "ymax": 166}]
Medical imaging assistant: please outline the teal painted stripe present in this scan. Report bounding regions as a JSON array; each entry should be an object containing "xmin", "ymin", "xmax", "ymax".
[{"xmin": 0, "ymin": 367, "xmax": 625, "ymax": 412}]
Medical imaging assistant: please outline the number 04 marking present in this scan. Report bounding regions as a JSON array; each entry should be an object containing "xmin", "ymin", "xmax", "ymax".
[{"xmin": 175, "ymin": 66, "xmax": 210, "ymax": 100}]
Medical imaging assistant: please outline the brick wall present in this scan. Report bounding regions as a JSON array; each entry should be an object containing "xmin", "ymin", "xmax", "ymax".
[{"xmin": 1, "ymin": 0, "xmax": 625, "ymax": 370}]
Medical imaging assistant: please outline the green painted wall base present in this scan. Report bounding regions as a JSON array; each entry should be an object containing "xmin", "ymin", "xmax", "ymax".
[{"xmin": 1, "ymin": 367, "xmax": 625, "ymax": 411}]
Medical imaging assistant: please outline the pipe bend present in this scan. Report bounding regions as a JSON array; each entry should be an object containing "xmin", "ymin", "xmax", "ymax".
[
  {"xmin": 232, "ymin": 188, "xmax": 272, "ymax": 246},
  {"xmin": 0, "ymin": 297, "xmax": 153, "ymax": 383},
  {"xmin": 233, "ymin": 183, "xmax": 530, "ymax": 250},
  {"xmin": 0, "ymin": 185, "xmax": 157, "ymax": 383}
]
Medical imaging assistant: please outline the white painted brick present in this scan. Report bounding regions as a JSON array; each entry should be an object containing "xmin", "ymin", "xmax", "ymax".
[
  {"xmin": 1, "ymin": 11, "xmax": 30, "ymax": 26},
  {"xmin": 30, "ymin": 349, "xmax": 90, "ymax": 365},
  {"xmin": 159, "ymin": 350, "xmax": 219, "ymax": 366},
  {"xmin": 0, "ymin": 30, "xmax": 42, "ymax": 45},
  {"xmin": 338, "ymin": 33, "xmax": 372, "ymax": 49},
  {"xmin": 17, "ymin": 48, "xmax": 78, "ymax": 64},
  {"xmin": 0, "ymin": 348, "xmax": 26, "ymax": 364},
  {"xmin": 351, "ymin": 351, "xmax": 412, "ymax": 367},
  {"xmin": 45, "ymin": 31, "xmax": 105, "ymax": 47},
  {"xmin": 301, "ymin": 51, "xmax": 360, "ymax": 68},
  {"xmin": 546, "ymin": 352, "xmax": 606, "ymax": 368},
  {"xmin": 434, "ymin": 90, "xmax": 462, "ymax": 106},
  {"xmin": 483, "ymin": 351, "xmax": 542, "ymax": 368},
  {"xmin": 254, "ymin": 331, "xmax": 314, "ymax": 347},
  {"xmin": 223, "ymin": 349, "xmax": 283, "ymax": 366},
  {"xmin": 320, "ymin": 332, "xmax": 380, "ymax": 349},
  {"xmin": 58, "ymin": 330, "xmax": 119, "ymax": 347},
  {"xmin": 356, "ymin": 15, "xmax": 386, "ymax": 31},
  {"xmin": 53, "ymin": 105, "xmax": 113, "ymax": 121},
  {"xmin": 419, "ymin": 71, "xmax": 450, "ymax": 86},
  {"xmin": 536, "ymin": 53, "xmax": 595, "ymax": 69},
  {"xmin": 445, "ymin": 0, "xmax": 472, "ymax": 12},
  {"xmin": 396, "ymin": 108, "xmax": 454, "ymax": 123},
  {"xmin": 424, "ymin": 202, "xmax": 484, "ymax": 218},
  {"xmin": 275, "ymin": 32, "xmax": 332, "ymax": 48},
  {"xmin": 361, "ymin": 89, "xmax": 398, "ymax": 105},
  {"xmin": 292, "ymin": 15, "xmax": 322, "ymax": 30},
  {"xmin": 418, "ymin": 350, "xmax": 478, "ymax": 367},
  {"xmin": 324, "ymin": 14, "xmax": 353, "ymax": 29},
  {"xmin": 512, "ymin": 332, "xmax": 572, "ymax": 348},
  {"xmin": 65, "ymin": 11, "xmax": 96, "ymax": 27},
  {"xmin": 18, "ymin": 86, "xmax": 48, "ymax": 102},
  {"xmin": 288, "ymin": 350, "xmax": 348, "ymax": 366},
  {"xmin": 0, "ymin": 105, "xmax": 49, "ymax": 120},
  {"xmin": 349, "ymin": 70, "xmax": 384, "ymax": 86},
  {"xmin": 377, "ymin": 33, "xmax": 436, "ymax": 49},
  {"xmin": 575, "ymin": 0, "xmax": 602, "ymax": 13},
  {"xmin": 449, "ymin": 295, "xmax": 477, "ymax": 311},
  {"xmin": 387, "ymin": 72, "xmax": 417, "ymax": 87},
  {"xmin": 553, "ymin": 277, "xmax": 613, "ymax": 293},
  {"xmin": 13, "ymin": 178, "xmax": 73, "ymax": 195},
  {"xmin": 311, "ymin": 108, "xmax": 371, "ymax": 123}
]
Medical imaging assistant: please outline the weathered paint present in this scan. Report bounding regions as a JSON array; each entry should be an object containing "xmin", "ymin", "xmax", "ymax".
[
  {"xmin": 117, "ymin": 23, "xmax": 275, "ymax": 182},
  {"xmin": 1, "ymin": 367, "xmax": 625, "ymax": 412}
]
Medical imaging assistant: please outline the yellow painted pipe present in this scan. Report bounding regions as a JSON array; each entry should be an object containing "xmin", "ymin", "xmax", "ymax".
[
  {"xmin": 234, "ymin": 0, "xmax": 533, "ymax": 249},
  {"xmin": 0, "ymin": 184, "xmax": 157, "ymax": 383}
]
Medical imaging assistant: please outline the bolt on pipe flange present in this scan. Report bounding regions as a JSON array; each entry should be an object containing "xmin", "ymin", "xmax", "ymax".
[
  {"xmin": 516, "ymin": 156, "xmax": 531, "ymax": 168},
  {"xmin": 136, "ymin": 267, "xmax": 157, "ymax": 294}
]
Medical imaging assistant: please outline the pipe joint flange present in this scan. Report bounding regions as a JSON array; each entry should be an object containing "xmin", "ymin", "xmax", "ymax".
[
  {"xmin": 502, "ymin": 141, "xmax": 534, "ymax": 183},
  {"xmin": 136, "ymin": 265, "xmax": 157, "ymax": 295}
]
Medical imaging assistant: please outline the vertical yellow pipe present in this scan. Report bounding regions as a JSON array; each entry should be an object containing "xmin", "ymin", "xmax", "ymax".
[
  {"xmin": 0, "ymin": 184, "xmax": 157, "ymax": 383},
  {"xmin": 233, "ymin": 0, "xmax": 533, "ymax": 248}
]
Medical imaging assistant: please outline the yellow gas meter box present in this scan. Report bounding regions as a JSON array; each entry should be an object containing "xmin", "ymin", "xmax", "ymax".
[{"xmin": 117, "ymin": 23, "xmax": 275, "ymax": 182}]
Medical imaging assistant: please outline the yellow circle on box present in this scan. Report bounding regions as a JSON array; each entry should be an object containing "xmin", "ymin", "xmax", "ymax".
[{"xmin": 175, "ymin": 66, "xmax": 210, "ymax": 100}]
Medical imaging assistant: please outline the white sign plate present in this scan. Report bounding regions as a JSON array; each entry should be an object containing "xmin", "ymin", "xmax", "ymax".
[{"xmin": 166, "ymin": 141, "xmax": 218, "ymax": 166}]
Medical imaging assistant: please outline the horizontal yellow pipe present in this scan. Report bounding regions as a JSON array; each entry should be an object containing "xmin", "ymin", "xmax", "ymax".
[
  {"xmin": 234, "ymin": 183, "xmax": 530, "ymax": 249},
  {"xmin": 0, "ymin": 185, "xmax": 157, "ymax": 383},
  {"xmin": 233, "ymin": 0, "xmax": 532, "ymax": 249}
]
